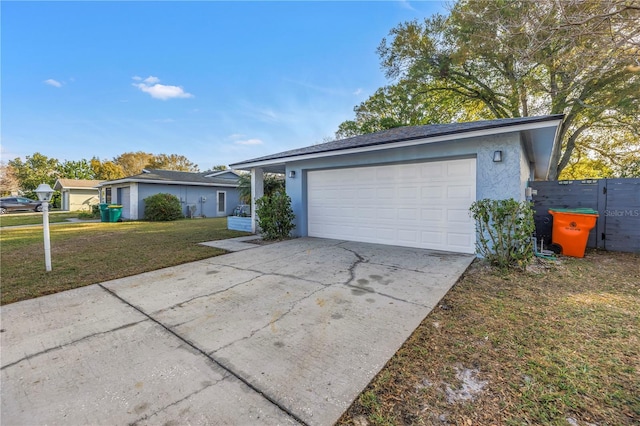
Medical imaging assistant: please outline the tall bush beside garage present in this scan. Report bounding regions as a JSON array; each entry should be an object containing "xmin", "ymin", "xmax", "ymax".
[
  {"xmin": 255, "ymin": 190, "xmax": 295, "ymax": 240},
  {"xmin": 470, "ymin": 198, "xmax": 535, "ymax": 270},
  {"xmin": 144, "ymin": 193, "xmax": 183, "ymax": 221}
]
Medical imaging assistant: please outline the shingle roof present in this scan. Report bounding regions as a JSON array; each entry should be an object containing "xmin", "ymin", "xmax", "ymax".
[
  {"xmin": 98, "ymin": 169, "xmax": 239, "ymax": 186},
  {"xmin": 230, "ymin": 115, "xmax": 564, "ymax": 166},
  {"xmin": 54, "ymin": 179, "xmax": 104, "ymax": 190}
]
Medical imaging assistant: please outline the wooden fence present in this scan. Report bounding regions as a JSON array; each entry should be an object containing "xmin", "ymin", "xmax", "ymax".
[{"xmin": 531, "ymin": 178, "xmax": 640, "ymax": 253}]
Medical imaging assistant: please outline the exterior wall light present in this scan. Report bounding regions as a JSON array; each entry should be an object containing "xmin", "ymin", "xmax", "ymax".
[
  {"xmin": 289, "ymin": 170, "xmax": 296, "ymax": 178},
  {"xmin": 35, "ymin": 183, "xmax": 55, "ymax": 272},
  {"xmin": 493, "ymin": 150, "xmax": 503, "ymax": 163}
]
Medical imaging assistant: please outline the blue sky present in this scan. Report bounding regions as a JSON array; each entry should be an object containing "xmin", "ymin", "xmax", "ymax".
[{"xmin": 2, "ymin": 1, "xmax": 447, "ymax": 171}]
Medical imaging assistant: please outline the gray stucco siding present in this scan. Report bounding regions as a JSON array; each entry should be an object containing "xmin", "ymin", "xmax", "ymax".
[
  {"xmin": 137, "ymin": 184, "xmax": 240, "ymax": 219},
  {"xmin": 284, "ymin": 132, "xmax": 527, "ymax": 237}
]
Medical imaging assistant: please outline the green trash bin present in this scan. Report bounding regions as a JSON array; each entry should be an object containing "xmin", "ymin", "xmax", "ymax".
[
  {"xmin": 107, "ymin": 205, "xmax": 123, "ymax": 222},
  {"xmin": 99, "ymin": 203, "xmax": 109, "ymax": 222}
]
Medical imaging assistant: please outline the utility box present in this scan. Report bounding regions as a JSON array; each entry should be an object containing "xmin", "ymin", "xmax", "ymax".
[{"xmin": 549, "ymin": 208, "xmax": 599, "ymax": 258}]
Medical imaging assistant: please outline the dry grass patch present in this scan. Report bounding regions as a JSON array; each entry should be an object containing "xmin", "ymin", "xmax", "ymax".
[
  {"xmin": 338, "ymin": 250, "xmax": 640, "ymax": 426},
  {"xmin": 1, "ymin": 218, "xmax": 248, "ymax": 305}
]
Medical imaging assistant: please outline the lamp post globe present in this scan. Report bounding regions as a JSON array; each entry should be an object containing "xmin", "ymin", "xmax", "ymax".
[{"xmin": 35, "ymin": 183, "xmax": 54, "ymax": 202}]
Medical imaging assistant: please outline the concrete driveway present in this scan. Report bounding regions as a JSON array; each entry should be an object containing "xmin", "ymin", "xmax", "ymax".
[{"xmin": 1, "ymin": 238, "xmax": 473, "ymax": 425}]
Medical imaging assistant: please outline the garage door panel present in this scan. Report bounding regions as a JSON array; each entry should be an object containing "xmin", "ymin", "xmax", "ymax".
[
  {"xmin": 377, "ymin": 188, "xmax": 394, "ymax": 199},
  {"xmin": 398, "ymin": 208, "xmax": 419, "ymax": 220},
  {"xmin": 398, "ymin": 187, "xmax": 418, "ymax": 199},
  {"xmin": 358, "ymin": 188, "xmax": 376, "ymax": 199},
  {"xmin": 397, "ymin": 229, "xmax": 419, "ymax": 243},
  {"xmin": 448, "ymin": 209, "xmax": 473, "ymax": 223},
  {"xmin": 447, "ymin": 185, "xmax": 474, "ymax": 199},
  {"xmin": 421, "ymin": 185, "xmax": 446, "ymax": 200},
  {"xmin": 447, "ymin": 161, "xmax": 474, "ymax": 177},
  {"xmin": 421, "ymin": 208, "xmax": 445, "ymax": 221},
  {"xmin": 421, "ymin": 163, "xmax": 444, "ymax": 178},
  {"xmin": 421, "ymin": 230, "xmax": 445, "ymax": 245},
  {"xmin": 308, "ymin": 159, "xmax": 476, "ymax": 253}
]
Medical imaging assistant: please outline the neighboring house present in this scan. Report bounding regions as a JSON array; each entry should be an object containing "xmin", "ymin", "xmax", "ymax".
[
  {"xmin": 96, "ymin": 169, "xmax": 241, "ymax": 220},
  {"xmin": 53, "ymin": 179, "xmax": 104, "ymax": 211},
  {"xmin": 230, "ymin": 115, "xmax": 564, "ymax": 255}
]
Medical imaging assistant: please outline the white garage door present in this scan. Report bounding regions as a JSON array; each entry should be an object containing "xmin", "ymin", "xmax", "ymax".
[
  {"xmin": 118, "ymin": 187, "xmax": 130, "ymax": 219},
  {"xmin": 307, "ymin": 158, "xmax": 476, "ymax": 253}
]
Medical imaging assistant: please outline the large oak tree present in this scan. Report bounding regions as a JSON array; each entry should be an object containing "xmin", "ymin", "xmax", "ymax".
[{"xmin": 340, "ymin": 0, "xmax": 640, "ymax": 179}]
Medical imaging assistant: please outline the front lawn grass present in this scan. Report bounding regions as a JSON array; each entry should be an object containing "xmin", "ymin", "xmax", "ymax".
[
  {"xmin": 0, "ymin": 218, "xmax": 248, "ymax": 305},
  {"xmin": 338, "ymin": 250, "xmax": 640, "ymax": 425}
]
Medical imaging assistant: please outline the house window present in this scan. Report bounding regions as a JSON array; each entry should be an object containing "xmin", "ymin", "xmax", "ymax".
[
  {"xmin": 217, "ymin": 191, "xmax": 226, "ymax": 214},
  {"xmin": 105, "ymin": 188, "xmax": 112, "ymax": 204}
]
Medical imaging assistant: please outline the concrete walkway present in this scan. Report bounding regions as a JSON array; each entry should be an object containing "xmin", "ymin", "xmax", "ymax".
[
  {"xmin": 1, "ymin": 238, "xmax": 474, "ymax": 425},
  {"xmin": 199, "ymin": 235, "xmax": 264, "ymax": 251}
]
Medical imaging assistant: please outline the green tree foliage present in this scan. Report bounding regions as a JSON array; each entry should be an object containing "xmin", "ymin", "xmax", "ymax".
[
  {"xmin": 237, "ymin": 173, "xmax": 285, "ymax": 204},
  {"xmin": 58, "ymin": 159, "xmax": 96, "ymax": 180},
  {"xmin": 113, "ymin": 151, "xmax": 154, "ymax": 176},
  {"xmin": 143, "ymin": 193, "xmax": 184, "ymax": 221},
  {"xmin": 255, "ymin": 190, "xmax": 296, "ymax": 240},
  {"xmin": 470, "ymin": 198, "xmax": 535, "ymax": 270},
  {"xmin": 113, "ymin": 151, "xmax": 199, "ymax": 175},
  {"xmin": 8, "ymin": 152, "xmax": 60, "ymax": 191},
  {"xmin": 90, "ymin": 158, "xmax": 125, "ymax": 180},
  {"xmin": 342, "ymin": 0, "xmax": 639, "ymax": 179},
  {"xmin": 336, "ymin": 80, "xmax": 486, "ymax": 139},
  {"xmin": 146, "ymin": 154, "xmax": 199, "ymax": 172},
  {"xmin": 211, "ymin": 165, "xmax": 228, "ymax": 171},
  {"xmin": 559, "ymin": 154, "xmax": 614, "ymax": 180}
]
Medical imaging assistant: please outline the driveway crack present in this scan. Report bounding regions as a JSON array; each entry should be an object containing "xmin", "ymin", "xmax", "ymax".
[
  {"xmin": 338, "ymin": 244, "xmax": 368, "ymax": 286},
  {"xmin": 1, "ymin": 319, "xmax": 147, "ymax": 370},
  {"xmin": 128, "ymin": 378, "xmax": 225, "ymax": 425},
  {"xmin": 151, "ymin": 273, "xmax": 267, "ymax": 318},
  {"xmin": 98, "ymin": 284, "xmax": 308, "ymax": 426},
  {"xmin": 209, "ymin": 283, "xmax": 328, "ymax": 355}
]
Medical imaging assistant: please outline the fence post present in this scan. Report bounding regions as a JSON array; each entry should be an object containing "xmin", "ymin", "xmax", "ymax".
[{"xmin": 596, "ymin": 179, "xmax": 607, "ymax": 249}]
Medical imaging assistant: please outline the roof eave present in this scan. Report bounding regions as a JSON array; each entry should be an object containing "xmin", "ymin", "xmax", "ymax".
[
  {"xmin": 96, "ymin": 179, "xmax": 238, "ymax": 188},
  {"xmin": 230, "ymin": 118, "xmax": 565, "ymax": 170}
]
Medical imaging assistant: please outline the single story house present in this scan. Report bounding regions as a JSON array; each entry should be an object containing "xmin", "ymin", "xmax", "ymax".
[
  {"xmin": 53, "ymin": 179, "xmax": 104, "ymax": 211},
  {"xmin": 96, "ymin": 169, "xmax": 241, "ymax": 220},
  {"xmin": 230, "ymin": 115, "xmax": 563, "ymax": 254}
]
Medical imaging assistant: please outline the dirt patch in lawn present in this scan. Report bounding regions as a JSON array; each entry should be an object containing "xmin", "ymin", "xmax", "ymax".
[{"xmin": 337, "ymin": 250, "xmax": 640, "ymax": 425}]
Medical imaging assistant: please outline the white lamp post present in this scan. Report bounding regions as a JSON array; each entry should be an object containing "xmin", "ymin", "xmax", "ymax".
[{"xmin": 35, "ymin": 183, "xmax": 55, "ymax": 272}]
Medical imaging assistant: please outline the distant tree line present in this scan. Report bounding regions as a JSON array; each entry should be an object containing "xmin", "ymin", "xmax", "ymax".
[{"xmin": 0, "ymin": 151, "xmax": 201, "ymax": 198}]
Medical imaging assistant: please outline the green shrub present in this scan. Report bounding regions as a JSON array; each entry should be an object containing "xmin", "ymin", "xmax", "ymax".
[
  {"xmin": 469, "ymin": 198, "xmax": 535, "ymax": 270},
  {"xmin": 143, "ymin": 193, "xmax": 183, "ymax": 221},
  {"xmin": 255, "ymin": 190, "xmax": 295, "ymax": 240}
]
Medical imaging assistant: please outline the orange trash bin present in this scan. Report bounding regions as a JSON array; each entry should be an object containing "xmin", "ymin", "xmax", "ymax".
[{"xmin": 548, "ymin": 208, "xmax": 599, "ymax": 258}]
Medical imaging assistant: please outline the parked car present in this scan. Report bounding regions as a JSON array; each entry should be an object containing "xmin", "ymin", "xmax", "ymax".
[{"xmin": 0, "ymin": 197, "xmax": 44, "ymax": 214}]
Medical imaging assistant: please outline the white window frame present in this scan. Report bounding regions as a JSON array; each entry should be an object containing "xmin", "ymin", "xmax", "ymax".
[{"xmin": 217, "ymin": 191, "xmax": 226, "ymax": 215}]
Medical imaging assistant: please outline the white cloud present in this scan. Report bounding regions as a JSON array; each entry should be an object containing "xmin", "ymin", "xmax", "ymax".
[
  {"xmin": 353, "ymin": 88, "xmax": 363, "ymax": 96},
  {"xmin": 398, "ymin": 0, "xmax": 416, "ymax": 11},
  {"xmin": 44, "ymin": 79, "xmax": 62, "ymax": 88},
  {"xmin": 132, "ymin": 76, "xmax": 194, "ymax": 100},
  {"xmin": 234, "ymin": 138, "xmax": 263, "ymax": 145}
]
